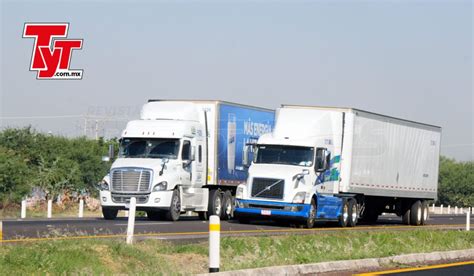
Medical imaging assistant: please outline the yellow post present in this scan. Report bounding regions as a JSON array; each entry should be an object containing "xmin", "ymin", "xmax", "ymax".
[{"xmin": 209, "ymin": 215, "xmax": 220, "ymax": 273}]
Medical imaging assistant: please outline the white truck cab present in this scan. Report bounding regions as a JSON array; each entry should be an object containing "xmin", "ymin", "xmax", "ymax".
[
  {"xmin": 99, "ymin": 100, "xmax": 274, "ymax": 221},
  {"xmin": 235, "ymin": 105, "xmax": 441, "ymax": 228}
]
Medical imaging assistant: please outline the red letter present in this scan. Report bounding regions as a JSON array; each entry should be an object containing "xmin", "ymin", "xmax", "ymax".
[
  {"xmin": 38, "ymin": 46, "xmax": 62, "ymax": 78},
  {"xmin": 23, "ymin": 24, "xmax": 68, "ymax": 69},
  {"xmin": 54, "ymin": 40, "xmax": 83, "ymax": 69}
]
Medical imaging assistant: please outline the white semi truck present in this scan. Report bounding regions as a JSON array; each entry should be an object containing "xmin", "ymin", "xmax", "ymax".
[
  {"xmin": 99, "ymin": 100, "xmax": 274, "ymax": 220},
  {"xmin": 235, "ymin": 105, "xmax": 441, "ymax": 228}
]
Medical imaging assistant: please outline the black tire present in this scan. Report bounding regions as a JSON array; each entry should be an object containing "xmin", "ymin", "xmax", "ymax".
[
  {"xmin": 421, "ymin": 201, "xmax": 429, "ymax": 225},
  {"xmin": 102, "ymin": 207, "xmax": 118, "ymax": 220},
  {"xmin": 207, "ymin": 189, "xmax": 222, "ymax": 218},
  {"xmin": 304, "ymin": 198, "xmax": 317, "ymax": 228},
  {"xmin": 347, "ymin": 199, "xmax": 358, "ymax": 227},
  {"xmin": 338, "ymin": 199, "xmax": 349, "ymax": 227},
  {"xmin": 402, "ymin": 207, "xmax": 411, "ymax": 225},
  {"xmin": 198, "ymin": 211, "xmax": 208, "ymax": 220},
  {"xmin": 410, "ymin": 200, "xmax": 422, "ymax": 226},
  {"xmin": 147, "ymin": 210, "xmax": 165, "ymax": 221},
  {"xmin": 166, "ymin": 189, "xmax": 181, "ymax": 221},
  {"xmin": 220, "ymin": 191, "xmax": 234, "ymax": 220}
]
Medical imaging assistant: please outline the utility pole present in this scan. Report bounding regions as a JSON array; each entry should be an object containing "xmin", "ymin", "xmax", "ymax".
[
  {"xmin": 83, "ymin": 116, "xmax": 88, "ymax": 137},
  {"xmin": 95, "ymin": 120, "xmax": 99, "ymax": 140}
]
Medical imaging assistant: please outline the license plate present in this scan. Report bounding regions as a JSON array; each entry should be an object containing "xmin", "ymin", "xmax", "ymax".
[{"xmin": 261, "ymin": 210, "xmax": 271, "ymax": 216}]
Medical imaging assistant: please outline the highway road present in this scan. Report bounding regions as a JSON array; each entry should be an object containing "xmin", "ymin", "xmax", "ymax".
[
  {"xmin": 1, "ymin": 214, "xmax": 470, "ymax": 243},
  {"xmin": 354, "ymin": 261, "xmax": 474, "ymax": 275}
]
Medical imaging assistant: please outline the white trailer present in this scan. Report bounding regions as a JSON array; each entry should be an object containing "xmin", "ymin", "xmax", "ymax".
[
  {"xmin": 99, "ymin": 100, "xmax": 274, "ymax": 220},
  {"xmin": 235, "ymin": 105, "xmax": 441, "ymax": 227}
]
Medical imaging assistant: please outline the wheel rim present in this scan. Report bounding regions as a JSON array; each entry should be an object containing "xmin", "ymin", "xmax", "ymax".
[
  {"xmin": 423, "ymin": 206, "xmax": 428, "ymax": 221},
  {"xmin": 215, "ymin": 196, "xmax": 222, "ymax": 215},
  {"xmin": 225, "ymin": 199, "xmax": 232, "ymax": 216},
  {"xmin": 309, "ymin": 203, "xmax": 316, "ymax": 224},
  {"xmin": 172, "ymin": 194, "xmax": 180, "ymax": 214},
  {"xmin": 343, "ymin": 204, "xmax": 349, "ymax": 222},
  {"xmin": 352, "ymin": 205, "xmax": 357, "ymax": 223},
  {"xmin": 417, "ymin": 205, "xmax": 422, "ymax": 222}
]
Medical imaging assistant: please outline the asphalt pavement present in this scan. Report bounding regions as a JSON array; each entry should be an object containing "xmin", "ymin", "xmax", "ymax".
[
  {"xmin": 1, "ymin": 214, "xmax": 469, "ymax": 242},
  {"xmin": 356, "ymin": 261, "xmax": 474, "ymax": 276}
]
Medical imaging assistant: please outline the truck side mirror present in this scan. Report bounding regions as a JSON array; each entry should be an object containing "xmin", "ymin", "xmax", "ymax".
[
  {"xmin": 315, "ymin": 148, "xmax": 328, "ymax": 172},
  {"xmin": 190, "ymin": 146, "xmax": 196, "ymax": 161},
  {"xmin": 242, "ymin": 144, "xmax": 253, "ymax": 167},
  {"xmin": 108, "ymin": 144, "xmax": 115, "ymax": 160}
]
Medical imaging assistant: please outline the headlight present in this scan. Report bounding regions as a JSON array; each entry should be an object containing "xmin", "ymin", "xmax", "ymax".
[
  {"xmin": 153, "ymin": 181, "xmax": 168, "ymax": 192},
  {"xmin": 236, "ymin": 185, "xmax": 245, "ymax": 199},
  {"xmin": 99, "ymin": 180, "xmax": 109, "ymax": 191},
  {"xmin": 292, "ymin": 192, "xmax": 306, "ymax": 204}
]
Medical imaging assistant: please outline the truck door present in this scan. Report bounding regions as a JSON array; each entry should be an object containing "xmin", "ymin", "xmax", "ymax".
[
  {"xmin": 180, "ymin": 140, "xmax": 192, "ymax": 186},
  {"xmin": 192, "ymin": 138, "xmax": 205, "ymax": 187}
]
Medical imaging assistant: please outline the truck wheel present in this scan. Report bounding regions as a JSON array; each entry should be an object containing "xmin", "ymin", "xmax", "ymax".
[
  {"xmin": 338, "ymin": 199, "xmax": 349, "ymax": 227},
  {"xmin": 208, "ymin": 189, "xmax": 222, "ymax": 217},
  {"xmin": 220, "ymin": 191, "xmax": 233, "ymax": 220},
  {"xmin": 347, "ymin": 199, "xmax": 358, "ymax": 227},
  {"xmin": 147, "ymin": 210, "xmax": 165, "ymax": 221},
  {"xmin": 304, "ymin": 198, "xmax": 317, "ymax": 228},
  {"xmin": 421, "ymin": 201, "xmax": 429, "ymax": 225},
  {"xmin": 166, "ymin": 189, "xmax": 181, "ymax": 221},
  {"xmin": 402, "ymin": 207, "xmax": 411, "ymax": 225},
  {"xmin": 410, "ymin": 200, "xmax": 422, "ymax": 226},
  {"xmin": 102, "ymin": 207, "xmax": 118, "ymax": 220}
]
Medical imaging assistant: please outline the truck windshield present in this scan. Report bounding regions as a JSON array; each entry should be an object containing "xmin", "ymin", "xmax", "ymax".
[
  {"xmin": 119, "ymin": 138, "xmax": 180, "ymax": 159},
  {"xmin": 255, "ymin": 145, "xmax": 314, "ymax": 167}
]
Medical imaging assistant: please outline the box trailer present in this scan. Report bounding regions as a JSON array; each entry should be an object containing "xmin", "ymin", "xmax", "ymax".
[
  {"xmin": 235, "ymin": 105, "xmax": 441, "ymax": 227},
  {"xmin": 99, "ymin": 100, "xmax": 274, "ymax": 220}
]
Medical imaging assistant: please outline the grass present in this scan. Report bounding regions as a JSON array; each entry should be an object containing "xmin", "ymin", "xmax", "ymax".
[
  {"xmin": 0, "ymin": 230, "xmax": 472, "ymax": 274},
  {"xmin": 0, "ymin": 203, "xmax": 102, "ymax": 219}
]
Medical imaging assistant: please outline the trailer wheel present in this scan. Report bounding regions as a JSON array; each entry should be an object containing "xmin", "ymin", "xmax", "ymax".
[
  {"xmin": 421, "ymin": 201, "xmax": 429, "ymax": 225},
  {"xmin": 208, "ymin": 189, "xmax": 222, "ymax": 217},
  {"xmin": 347, "ymin": 199, "xmax": 358, "ymax": 227},
  {"xmin": 220, "ymin": 191, "xmax": 233, "ymax": 220},
  {"xmin": 402, "ymin": 207, "xmax": 411, "ymax": 225},
  {"xmin": 410, "ymin": 200, "xmax": 422, "ymax": 226},
  {"xmin": 338, "ymin": 199, "xmax": 349, "ymax": 227},
  {"xmin": 304, "ymin": 198, "xmax": 317, "ymax": 228},
  {"xmin": 166, "ymin": 189, "xmax": 181, "ymax": 221},
  {"xmin": 102, "ymin": 207, "xmax": 118, "ymax": 220}
]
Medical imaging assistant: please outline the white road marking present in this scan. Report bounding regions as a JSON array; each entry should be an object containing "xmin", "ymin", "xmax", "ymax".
[{"xmin": 114, "ymin": 222, "xmax": 173, "ymax": 226}]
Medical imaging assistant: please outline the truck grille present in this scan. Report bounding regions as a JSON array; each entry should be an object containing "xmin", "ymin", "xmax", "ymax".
[
  {"xmin": 111, "ymin": 168, "xmax": 152, "ymax": 193},
  {"xmin": 251, "ymin": 178, "xmax": 284, "ymax": 199},
  {"xmin": 112, "ymin": 194, "xmax": 149, "ymax": 204}
]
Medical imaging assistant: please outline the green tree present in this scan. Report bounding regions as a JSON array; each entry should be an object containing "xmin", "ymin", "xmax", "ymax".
[
  {"xmin": 438, "ymin": 156, "xmax": 474, "ymax": 206},
  {"xmin": 0, "ymin": 146, "xmax": 31, "ymax": 204}
]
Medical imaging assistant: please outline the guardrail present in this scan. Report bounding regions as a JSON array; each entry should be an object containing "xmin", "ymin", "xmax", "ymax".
[{"xmin": 429, "ymin": 204, "xmax": 473, "ymax": 215}]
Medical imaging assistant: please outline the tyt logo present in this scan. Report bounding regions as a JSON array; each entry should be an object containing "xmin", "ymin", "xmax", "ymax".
[{"xmin": 23, "ymin": 23, "xmax": 83, "ymax": 80}]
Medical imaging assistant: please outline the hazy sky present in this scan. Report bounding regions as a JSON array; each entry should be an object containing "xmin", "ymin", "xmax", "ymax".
[{"xmin": 1, "ymin": 0, "xmax": 472, "ymax": 161}]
